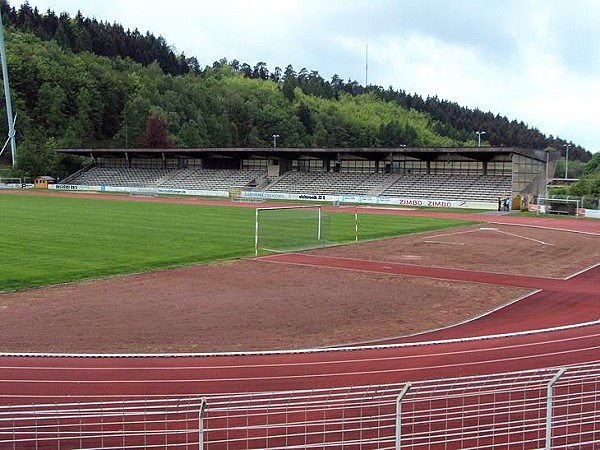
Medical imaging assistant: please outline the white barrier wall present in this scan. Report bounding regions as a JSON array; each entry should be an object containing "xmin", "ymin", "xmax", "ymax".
[
  {"xmin": 241, "ymin": 190, "xmax": 496, "ymax": 210},
  {"xmin": 584, "ymin": 209, "xmax": 600, "ymax": 218},
  {"xmin": 49, "ymin": 184, "xmax": 496, "ymax": 209},
  {"xmin": 50, "ymin": 184, "xmax": 228, "ymax": 198},
  {"xmin": 47, "ymin": 184, "xmax": 600, "ymax": 216},
  {"xmin": 0, "ymin": 183, "xmax": 33, "ymax": 189}
]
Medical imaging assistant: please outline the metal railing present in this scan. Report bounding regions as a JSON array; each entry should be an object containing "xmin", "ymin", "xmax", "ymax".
[
  {"xmin": 0, "ymin": 397, "xmax": 205, "ymax": 449},
  {"xmin": 1, "ymin": 362, "xmax": 598, "ymax": 449}
]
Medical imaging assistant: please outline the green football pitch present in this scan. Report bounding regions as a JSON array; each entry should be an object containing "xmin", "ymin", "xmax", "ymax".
[{"xmin": 0, "ymin": 194, "xmax": 475, "ymax": 291}]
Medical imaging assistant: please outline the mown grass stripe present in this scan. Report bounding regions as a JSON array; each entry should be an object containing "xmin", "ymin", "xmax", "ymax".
[{"xmin": 0, "ymin": 194, "xmax": 474, "ymax": 291}]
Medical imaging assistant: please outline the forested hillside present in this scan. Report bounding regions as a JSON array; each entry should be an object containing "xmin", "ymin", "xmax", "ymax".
[{"xmin": 0, "ymin": 1, "xmax": 591, "ymax": 180}]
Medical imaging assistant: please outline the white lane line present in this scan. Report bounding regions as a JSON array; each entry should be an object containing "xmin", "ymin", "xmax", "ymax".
[
  {"xmin": 1, "ymin": 319, "xmax": 597, "ymax": 359},
  {"xmin": 565, "ymin": 262, "xmax": 600, "ymax": 280},
  {"xmin": 0, "ymin": 313, "xmax": 596, "ymax": 359},
  {"xmin": 1, "ymin": 331, "xmax": 599, "ymax": 374},
  {"xmin": 0, "ymin": 345, "xmax": 598, "ymax": 385},
  {"xmin": 334, "ymin": 289, "xmax": 543, "ymax": 347}
]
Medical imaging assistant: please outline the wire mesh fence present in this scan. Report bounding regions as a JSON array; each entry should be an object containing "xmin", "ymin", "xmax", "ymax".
[
  {"xmin": 1, "ymin": 362, "xmax": 598, "ymax": 449},
  {"xmin": 0, "ymin": 397, "xmax": 205, "ymax": 449}
]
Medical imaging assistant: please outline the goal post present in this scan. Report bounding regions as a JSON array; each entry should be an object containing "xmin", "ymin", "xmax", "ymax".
[{"xmin": 254, "ymin": 205, "xmax": 326, "ymax": 255}]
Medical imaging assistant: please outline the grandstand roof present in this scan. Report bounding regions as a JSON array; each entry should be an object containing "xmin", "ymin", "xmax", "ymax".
[{"xmin": 56, "ymin": 147, "xmax": 551, "ymax": 162}]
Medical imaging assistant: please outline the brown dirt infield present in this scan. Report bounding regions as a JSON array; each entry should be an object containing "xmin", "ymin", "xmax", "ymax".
[
  {"xmin": 1, "ymin": 223, "xmax": 596, "ymax": 354},
  {"xmin": 308, "ymin": 224, "xmax": 600, "ymax": 278}
]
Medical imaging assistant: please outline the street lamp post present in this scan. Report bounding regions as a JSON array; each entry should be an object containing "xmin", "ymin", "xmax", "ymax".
[
  {"xmin": 475, "ymin": 131, "xmax": 486, "ymax": 147},
  {"xmin": 272, "ymin": 134, "xmax": 280, "ymax": 148},
  {"xmin": 563, "ymin": 144, "xmax": 570, "ymax": 179}
]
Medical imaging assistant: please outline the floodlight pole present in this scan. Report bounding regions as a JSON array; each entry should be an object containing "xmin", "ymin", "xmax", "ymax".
[
  {"xmin": 272, "ymin": 134, "xmax": 280, "ymax": 148},
  {"xmin": 563, "ymin": 144, "xmax": 570, "ymax": 179},
  {"xmin": 0, "ymin": 10, "xmax": 16, "ymax": 166},
  {"xmin": 476, "ymin": 131, "xmax": 485, "ymax": 147}
]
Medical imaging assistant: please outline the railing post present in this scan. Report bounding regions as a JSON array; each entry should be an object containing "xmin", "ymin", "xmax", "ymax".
[
  {"xmin": 199, "ymin": 398, "xmax": 207, "ymax": 450},
  {"xmin": 545, "ymin": 368, "xmax": 566, "ymax": 450},
  {"xmin": 395, "ymin": 382, "xmax": 412, "ymax": 450}
]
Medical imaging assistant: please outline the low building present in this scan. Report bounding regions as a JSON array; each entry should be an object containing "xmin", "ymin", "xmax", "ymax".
[{"xmin": 33, "ymin": 175, "xmax": 56, "ymax": 189}]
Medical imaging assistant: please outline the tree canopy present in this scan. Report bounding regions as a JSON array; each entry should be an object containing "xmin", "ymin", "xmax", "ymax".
[{"xmin": 0, "ymin": 1, "xmax": 591, "ymax": 179}]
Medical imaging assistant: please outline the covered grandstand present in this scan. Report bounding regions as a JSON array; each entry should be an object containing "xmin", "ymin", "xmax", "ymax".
[{"xmin": 55, "ymin": 147, "xmax": 555, "ymax": 209}]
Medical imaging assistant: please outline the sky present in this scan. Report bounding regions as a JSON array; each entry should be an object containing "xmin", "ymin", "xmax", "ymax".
[{"xmin": 20, "ymin": 0, "xmax": 600, "ymax": 153}]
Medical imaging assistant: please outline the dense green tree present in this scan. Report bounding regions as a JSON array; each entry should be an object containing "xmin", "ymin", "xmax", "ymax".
[
  {"xmin": 36, "ymin": 82, "xmax": 67, "ymax": 136},
  {"xmin": 569, "ymin": 173, "xmax": 600, "ymax": 197},
  {"xmin": 0, "ymin": 2, "xmax": 592, "ymax": 180},
  {"xmin": 583, "ymin": 152, "xmax": 600, "ymax": 175}
]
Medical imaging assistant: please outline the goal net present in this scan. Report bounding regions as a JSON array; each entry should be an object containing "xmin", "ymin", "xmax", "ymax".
[
  {"xmin": 0, "ymin": 177, "xmax": 22, "ymax": 187},
  {"xmin": 255, "ymin": 205, "xmax": 330, "ymax": 255},
  {"xmin": 535, "ymin": 197, "xmax": 581, "ymax": 216}
]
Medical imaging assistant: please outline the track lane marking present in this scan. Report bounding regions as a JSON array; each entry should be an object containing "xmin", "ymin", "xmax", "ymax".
[
  {"xmin": 1, "ymin": 346, "xmax": 598, "ymax": 385},
  {"xmin": 1, "ymin": 330, "xmax": 599, "ymax": 372}
]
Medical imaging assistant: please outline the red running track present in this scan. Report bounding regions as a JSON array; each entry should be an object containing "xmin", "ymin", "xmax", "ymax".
[{"xmin": 0, "ymin": 220, "xmax": 599, "ymax": 406}]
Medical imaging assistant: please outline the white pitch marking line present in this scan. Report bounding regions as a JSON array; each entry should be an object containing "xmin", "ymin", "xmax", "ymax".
[
  {"xmin": 424, "ymin": 229, "xmax": 480, "ymax": 240},
  {"xmin": 423, "ymin": 241, "xmax": 466, "ymax": 245},
  {"xmin": 492, "ymin": 228, "xmax": 553, "ymax": 246},
  {"xmin": 425, "ymin": 226, "xmax": 553, "ymax": 246}
]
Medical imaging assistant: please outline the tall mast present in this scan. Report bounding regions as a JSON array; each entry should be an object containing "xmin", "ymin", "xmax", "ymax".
[{"xmin": 0, "ymin": 10, "xmax": 16, "ymax": 166}]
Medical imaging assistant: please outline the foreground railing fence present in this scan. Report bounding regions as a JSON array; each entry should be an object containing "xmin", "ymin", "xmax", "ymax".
[
  {"xmin": 1, "ymin": 363, "xmax": 598, "ymax": 449},
  {"xmin": 0, "ymin": 397, "xmax": 206, "ymax": 449}
]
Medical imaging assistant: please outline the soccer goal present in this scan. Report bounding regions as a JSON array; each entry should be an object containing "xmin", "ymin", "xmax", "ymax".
[
  {"xmin": 129, "ymin": 186, "xmax": 159, "ymax": 197},
  {"xmin": 255, "ymin": 205, "xmax": 329, "ymax": 255},
  {"xmin": 0, "ymin": 177, "xmax": 21, "ymax": 187},
  {"xmin": 536, "ymin": 197, "xmax": 581, "ymax": 217}
]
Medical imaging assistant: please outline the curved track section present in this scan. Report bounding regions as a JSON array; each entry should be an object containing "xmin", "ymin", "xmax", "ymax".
[
  {"xmin": 0, "ymin": 211, "xmax": 598, "ymax": 448},
  {"xmin": 0, "ymin": 218, "xmax": 598, "ymax": 404}
]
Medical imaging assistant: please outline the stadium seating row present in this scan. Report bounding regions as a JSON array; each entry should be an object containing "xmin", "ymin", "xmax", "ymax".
[
  {"xmin": 266, "ymin": 171, "xmax": 510, "ymax": 202},
  {"xmin": 63, "ymin": 167, "xmax": 266, "ymax": 190},
  {"xmin": 62, "ymin": 167, "xmax": 511, "ymax": 203}
]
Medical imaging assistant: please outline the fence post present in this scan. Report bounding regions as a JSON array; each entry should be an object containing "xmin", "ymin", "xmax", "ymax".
[
  {"xmin": 199, "ymin": 398, "xmax": 207, "ymax": 450},
  {"xmin": 545, "ymin": 368, "xmax": 566, "ymax": 450},
  {"xmin": 395, "ymin": 382, "xmax": 412, "ymax": 450}
]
